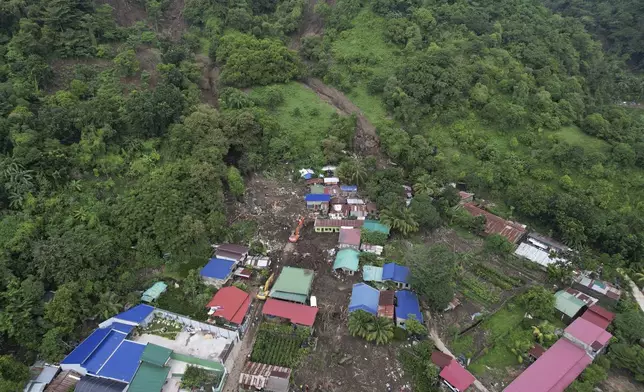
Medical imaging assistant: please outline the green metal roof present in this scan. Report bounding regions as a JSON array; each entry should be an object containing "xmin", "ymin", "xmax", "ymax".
[
  {"xmin": 269, "ymin": 291, "xmax": 309, "ymax": 303},
  {"xmin": 362, "ymin": 265, "xmax": 383, "ymax": 282},
  {"xmin": 554, "ymin": 290, "xmax": 586, "ymax": 318},
  {"xmin": 310, "ymin": 184, "xmax": 325, "ymax": 194},
  {"xmin": 363, "ymin": 220, "xmax": 390, "ymax": 235},
  {"xmin": 270, "ymin": 267, "xmax": 314, "ymax": 296},
  {"xmin": 141, "ymin": 281, "xmax": 168, "ymax": 303},
  {"xmin": 333, "ymin": 249, "xmax": 360, "ymax": 272},
  {"xmin": 141, "ymin": 343, "xmax": 172, "ymax": 367},
  {"xmin": 127, "ymin": 362, "xmax": 170, "ymax": 392}
]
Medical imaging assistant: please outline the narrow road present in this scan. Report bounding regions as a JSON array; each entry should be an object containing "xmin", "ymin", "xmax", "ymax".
[
  {"xmin": 425, "ymin": 312, "xmax": 491, "ymax": 392},
  {"xmin": 222, "ymin": 295, "xmax": 264, "ymax": 392},
  {"xmin": 622, "ymin": 273, "xmax": 644, "ymax": 312}
]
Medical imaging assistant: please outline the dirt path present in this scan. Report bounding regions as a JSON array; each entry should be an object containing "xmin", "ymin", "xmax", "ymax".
[
  {"xmin": 290, "ymin": 0, "xmax": 324, "ymax": 50},
  {"xmin": 303, "ymin": 78, "xmax": 386, "ymax": 166},
  {"xmin": 425, "ymin": 311, "xmax": 491, "ymax": 392},
  {"xmin": 222, "ymin": 295, "xmax": 264, "ymax": 392},
  {"xmin": 622, "ymin": 273, "xmax": 644, "ymax": 312}
]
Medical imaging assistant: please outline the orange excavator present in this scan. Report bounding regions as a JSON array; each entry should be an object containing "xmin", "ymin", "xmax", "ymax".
[{"xmin": 289, "ymin": 216, "xmax": 305, "ymax": 243}]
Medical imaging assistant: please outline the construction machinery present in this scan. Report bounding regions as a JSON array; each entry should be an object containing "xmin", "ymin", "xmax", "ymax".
[
  {"xmin": 256, "ymin": 273, "xmax": 275, "ymax": 300},
  {"xmin": 289, "ymin": 216, "xmax": 305, "ymax": 243}
]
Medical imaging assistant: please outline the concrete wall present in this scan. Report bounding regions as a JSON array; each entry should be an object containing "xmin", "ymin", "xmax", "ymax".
[{"xmin": 153, "ymin": 309, "xmax": 239, "ymax": 341}]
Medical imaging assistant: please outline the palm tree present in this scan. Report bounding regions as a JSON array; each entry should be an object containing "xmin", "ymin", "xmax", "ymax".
[
  {"xmin": 413, "ymin": 174, "xmax": 438, "ymax": 196},
  {"xmin": 337, "ymin": 158, "xmax": 367, "ymax": 186},
  {"xmin": 633, "ymin": 270, "xmax": 644, "ymax": 289},
  {"xmin": 380, "ymin": 206, "xmax": 419, "ymax": 236},
  {"xmin": 348, "ymin": 310, "xmax": 372, "ymax": 338},
  {"xmin": 365, "ymin": 317, "xmax": 394, "ymax": 345},
  {"xmin": 94, "ymin": 292, "xmax": 123, "ymax": 320}
]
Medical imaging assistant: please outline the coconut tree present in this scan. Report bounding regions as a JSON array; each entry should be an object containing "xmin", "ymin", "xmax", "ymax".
[
  {"xmin": 413, "ymin": 174, "xmax": 438, "ymax": 196},
  {"xmin": 380, "ymin": 206, "xmax": 419, "ymax": 236},
  {"xmin": 348, "ymin": 310, "xmax": 372, "ymax": 338},
  {"xmin": 336, "ymin": 158, "xmax": 367, "ymax": 186},
  {"xmin": 365, "ymin": 316, "xmax": 394, "ymax": 345},
  {"xmin": 93, "ymin": 291, "xmax": 123, "ymax": 320}
]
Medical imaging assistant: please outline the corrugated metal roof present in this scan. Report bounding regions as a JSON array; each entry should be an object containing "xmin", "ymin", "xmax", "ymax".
[
  {"xmin": 239, "ymin": 362, "xmax": 291, "ymax": 391},
  {"xmin": 515, "ymin": 242, "xmax": 566, "ymax": 267},
  {"xmin": 338, "ymin": 228, "xmax": 361, "ymax": 246},
  {"xmin": 216, "ymin": 244, "xmax": 249, "ymax": 255},
  {"xmin": 262, "ymin": 299, "xmax": 318, "ymax": 327},
  {"xmin": 554, "ymin": 290, "xmax": 586, "ymax": 318},
  {"xmin": 440, "ymin": 360, "xmax": 475, "ymax": 391},
  {"xmin": 95, "ymin": 340, "xmax": 145, "ymax": 382},
  {"xmin": 205, "ymin": 286, "xmax": 251, "ymax": 324},
  {"xmin": 141, "ymin": 282, "xmax": 167, "ymax": 303},
  {"xmin": 362, "ymin": 220, "xmax": 390, "ymax": 235},
  {"xmin": 462, "ymin": 203, "xmax": 526, "ymax": 243},
  {"xmin": 74, "ymin": 376, "xmax": 127, "ymax": 392},
  {"xmin": 271, "ymin": 267, "xmax": 314, "ymax": 296},
  {"xmin": 200, "ymin": 258, "xmax": 235, "ymax": 279},
  {"xmin": 395, "ymin": 291, "xmax": 422, "ymax": 323},
  {"xmin": 140, "ymin": 343, "xmax": 172, "ymax": 367},
  {"xmin": 431, "ymin": 351, "xmax": 453, "ymax": 368},
  {"xmin": 314, "ymin": 219, "xmax": 364, "ymax": 228},
  {"xmin": 44, "ymin": 371, "xmax": 81, "ymax": 392},
  {"xmin": 127, "ymin": 362, "xmax": 170, "ymax": 392},
  {"xmin": 362, "ymin": 265, "xmax": 383, "ymax": 282},
  {"xmin": 305, "ymin": 194, "xmax": 331, "ymax": 202},
  {"xmin": 333, "ymin": 249, "xmax": 360, "ymax": 271},
  {"xmin": 378, "ymin": 290, "xmax": 395, "ymax": 319},
  {"xmin": 382, "ymin": 263, "xmax": 410, "ymax": 284},
  {"xmin": 349, "ymin": 283, "xmax": 379, "ymax": 315},
  {"xmin": 565, "ymin": 317, "xmax": 612, "ymax": 347}
]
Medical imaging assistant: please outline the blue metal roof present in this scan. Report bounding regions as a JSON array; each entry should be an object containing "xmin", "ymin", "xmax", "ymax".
[
  {"xmin": 305, "ymin": 194, "xmax": 331, "ymax": 202},
  {"xmin": 110, "ymin": 322, "xmax": 136, "ymax": 334},
  {"xmin": 348, "ymin": 283, "xmax": 379, "ymax": 315},
  {"xmin": 96, "ymin": 340, "xmax": 146, "ymax": 382},
  {"xmin": 200, "ymin": 258, "xmax": 235, "ymax": 279},
  {"xmin": 340, "ymin": 185, "xmax": 358, "ymax": 192},
  {"xmin": 113, "ymin": 304, "xmax": 154, "ymax": 324},
  {"xmin": 303, "ymin": 173, "xmax": 312, "ymax": 179},
  {"xmin": 84, "ymin": 330, "xmax": 128, "ymax": 374},
  {"xmin": 61, "ymin": 326, "xmax": 112, "ymax": 365},
  {"xmin": 395, "ymin": 290, "xmax": 423, "ymax": 323},
  {"xmin": 382, "ymin": 263, "xmax": 410, "ymax": 284}
]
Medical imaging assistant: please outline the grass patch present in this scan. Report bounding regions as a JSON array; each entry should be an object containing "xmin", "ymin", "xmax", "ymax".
[
  {"xmin": 451, "ymin": 335, "xmax": 475, "ymax": 357},
  {"xmin": 347, "ymin": 85, "xmax": 389, "ymax": 125},
  {"xmin": 469, "ymin": 344, "xmax": 517, "ymax": 376},
  {"xmin": 550, "ymin": 125, "xmax": 609, "ymax": 152},
  {"xmin": 482, "ymin": 307, "xmax": 525, "ymax": 340},
  {"xmin": 249, "ymin": 82, "xmax": 339, "ymax": 166},
  {"xmin": 139, "ymin": 316, "xmax": 183, "ymax": 339}
]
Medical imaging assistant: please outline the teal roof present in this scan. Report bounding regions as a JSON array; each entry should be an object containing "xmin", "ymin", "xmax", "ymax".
[
  {"xmin": 141, "ymin": 282, "xmax": 167, "ymax": 303},
  {"xmin": 363, "ymin": 265, "xmax": 383, "ymax": 282},
  {"xmin": 363, "ymin": 220, "xmax": 390, "ymax": 235},
  {"xmin": 554, "ymin": 290, "xmax": 586, "ymax": 318},
  {"xmin": 333, "ymin": 249, "xmax": 360, "ymax": 272},
  {"xmin": 127, "ymin": 362, "xmax": 170, "ymax": 392},
  {"xmin": 269, "ymin": 267, "xmax": 314, "ymax": 304}
]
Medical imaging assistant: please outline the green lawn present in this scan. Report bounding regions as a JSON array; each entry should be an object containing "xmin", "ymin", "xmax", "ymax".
[
  {"xmin": 482, "ymin": 307, "xmax": 525, "ymax": 340},
  {"xmin": 468, "ymin": 344, "xmax": 517, "ymax": 375},
  {"xmin": 249, "ymin": 82, "xmax": 339, "ymax": 166},
  {"xmin": 550, "ymin": 125, "xmax": 610, "ymax": 152}
]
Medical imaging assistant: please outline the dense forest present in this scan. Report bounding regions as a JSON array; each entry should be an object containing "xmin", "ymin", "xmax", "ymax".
[{"xmin": 0, "ymin": 0, "xmax": 643, "ymax": 388}]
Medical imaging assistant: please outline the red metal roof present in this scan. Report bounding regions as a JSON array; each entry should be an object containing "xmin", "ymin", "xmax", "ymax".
[
  {"xmin": 339, "ymin": 228, "xmax": 361, "ymax": 246},
  {"xmin": 580, "ymin": 305, "xmax": 614, "ymax": 329},
  {"xmin": 462, "ymin": 203, "xmax": 526, "ymax": 243},
  {"xmin": 440, "ymin": 360, "xmax": 475, "ymax": 391},
  {"xmin": 564, "ymin": 317, "xmax": 612, "ymax": 347},
  {"xmin": 262, "ymin": 298, "xmax": 318, "ymax": 327},
  {"xmin": 314, "ymin": 219, "xmax": 364, "ymax": 228},
  {"xmin": 431, "ymin": 351, "xmax": 453, "ymax": 368},
  {"xmin": 378, "ymin": 290, "xmax": 395, "ymax": 319},
  {"xmin": 504, "ymin": 338, "xmax": 592, "ymax": 392},
  {"xmin": 528, "ymin": 344, "xmax": 546, "ymax": 359},
  {"xmin": 205, "ymin": 286, "xmax": 251, "ymax": 324}
]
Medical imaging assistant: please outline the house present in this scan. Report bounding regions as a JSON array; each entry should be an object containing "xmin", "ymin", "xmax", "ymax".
[
  {"xmin": 299, "ymin": 168, "xmax": 314, "ymax": 179},
  {"xmin": 515, "ymin": 232, "xmax": 570, "ymax": 268},
  {"xmin": 306, "ymin": 178, "xmax": 323, "ymax": 185},
  {"xmin": 348, "ymin": 204, "xmax": 370, "ymax": 219},
  {"xmin": 347, "ymin": 198, "xmax": 365, "ymax": 205},
  {"xmin": 23, "ymin": 362, "xmax": 59, "ymax": 392},
  {"xmin": 349, "ymin": 283, "xmax": 380, "ymax": 315},
  {"xmin": 571, "ymin": 271, "xmax": 621, "ymax": 304},
  {"xmin": 440, "ymin": 359, "xmax": 475, "ymax": 392},
  {"xmin": 44, "ymin": 370, "xmax": 82, "ymax": 392},
  {"xmin": 206, "ymin": 286, "xmax": 252, "ymax": 327},
  {"xmin": 462, "ymin": 203, "xmax": 527, "ymax": 244},
  {"xmin": 324, "ymin": 184, "xmax": 341, "ymax": 196},
  {"xmin": 74, "ymin": 376, "xmax": 127, "ymax": 392},
  {"xmin": 362, "ymin": 220, "xmax": 391, "ymax": 236},
  {"xmin": 234, "ymin": 267, "xmax": 253, "ymax": 279},
  {"xmin": 323, "ymin": 177, "xmax": 339, "ymax": 185},
  {"xmin": 554, "ymin": 289, "xmax": 596, "ymax": 321},
  {"xmin": 395, "ymin": 290, "xmax": 422, "ymax": 328},
  {"xmin": 431, "ymin": 351, "xmax": 453, "ymax": 369},
  {"xmin": 362, "ymin": 265, "xmax": 384, "ymax": 282},
  {"xmin": 215, "ymin": 249, "xmax": 246, "ymax": 263},
  {"xmin": 269, "ymin": 267, "xmax": 314, "ymax": 304},
  {"xmin": 141, "ymin": 282, "xmax": 167, "ymax": 303},
  {"xmin": 504, "ymin": 309, "xmax": 613, "ymax": 392},
  {"xmin": 216, "ymin": 244, "xmax": 249, "ymax": 258},
  {"xmin": 340, "ymin": 185, "xmax": 358, "ymax": 197},
  {"xmin": 262, "ymin": 298, "xmax": 318, "ymax": 327},
  {"xmin": 239, "ymin": 362, "xmax": 292, "ymax": 392},
  {"xmin": 127, "ymin": 344, "xmax": 172, "ymax": 392},
  {"xmin": 245, "ymin": 255, "xmax": 271, "ymax": 269},
  {"xmin": 383, "ymin": 263, "xmax": 410, "ymax": 289},
  {"xmin": 333, "ymin": 248, "xmax": 360, "ymax": 274},
  {"xmin": 378, "ymin": 290, "xmax": 395, "ymax": 320},
  {"xmin": 60, "ymin": 314, "xmax": 149, "ymax": 382},
  {"xmin": 360, "ymin": 243, "xmax": 384, "ymax": 255},
  {"xmin": 314, "ymin": 218, "xmax": 364, "ymax": 233},
  {"xmin": 338, "ymin": 227, "xmax": 361, "ymax": 250},
  {"xmin": 458, "ymin": 191, "xmax": 474, "ymax": 203},
  {"xmin": 579, "ymin": 305, "xmax": 615, "ymax": 329},
  {"xmin": 309, "ymin": 184, "xmax": 325, "ymax": 194},
  {"xmin": 201, "ymin": 258, "xmax": 236, "ymax": 287},
  {"xmin": 528, "ymin": 344, "xmax": 546, "ymax": 361},
  {"xmin": 305, "ymin": 194, "xmax": 331, "ymax": 212}
]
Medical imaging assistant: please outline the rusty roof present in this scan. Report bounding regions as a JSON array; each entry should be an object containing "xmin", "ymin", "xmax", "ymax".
[
  {"xmin": 462, "ymin": 203, "xmax": 527, "ymax": 243},
  {"xmin": 45, "ymin": 370, "xmax": 82, "ymax": 392},
  {"xmin": 431, "ymin": 351, "xmax": 453, "ymax": 368},
  {"xmin": 217, "ymin": 244, "xmax": 249, "ymax": 254},
  {"xmin": 528, "ymin": 344, "xmax": 546, "ymax": 359},
  {"xmin": 379, "ymin": 290, "xmax": 395, "ymax": 306},
  {"xmin": 314, "ymin": 219, "xmax": 364, "ymax": 228},
  {"xmin": 239, "ymin": 362, "xmax": 292, "ymax": 390}
]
